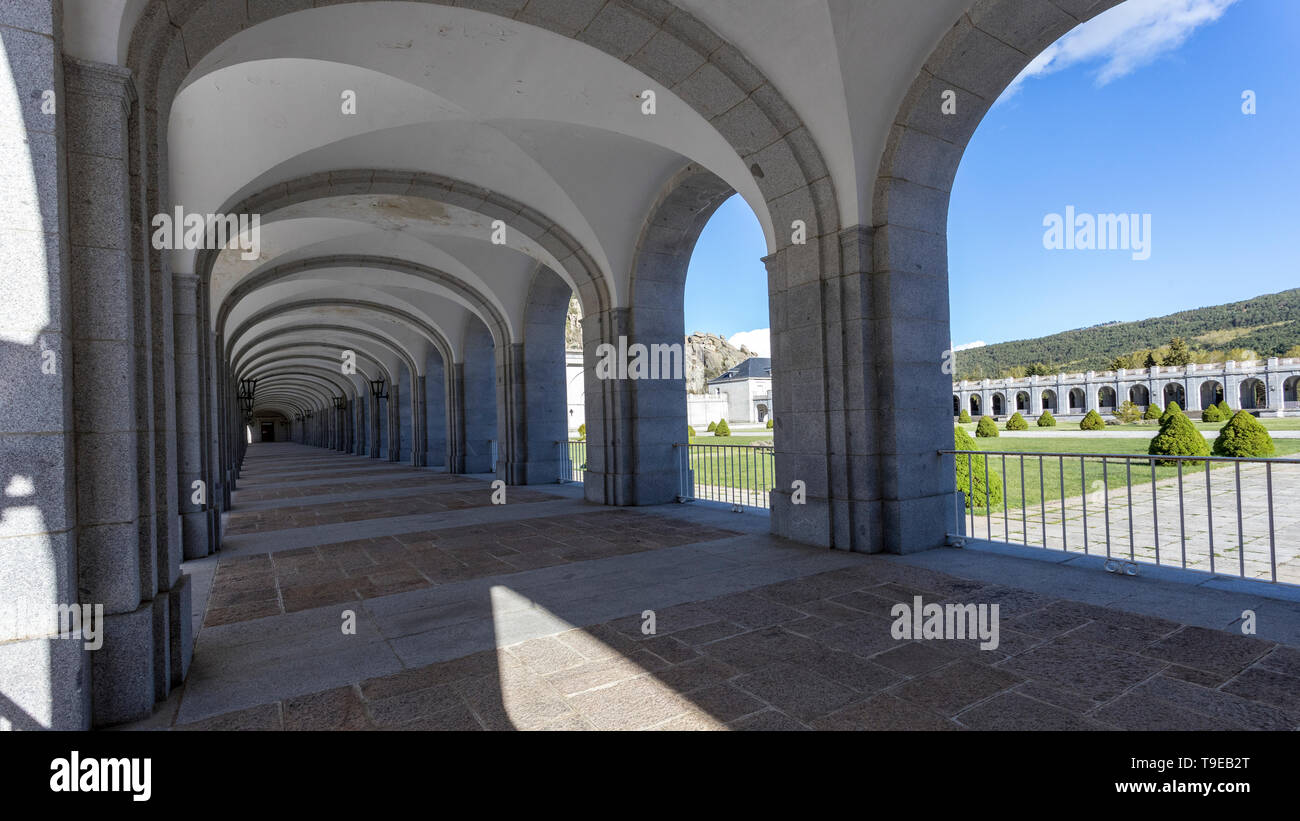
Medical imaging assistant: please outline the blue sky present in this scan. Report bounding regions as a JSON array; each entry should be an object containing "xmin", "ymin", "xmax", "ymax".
[
  {"xmin": 685, "ymin": 0, "xmax": 1299, "ymax": 356},
  {"xmin": 683, "ymin": 194, "xmax": 770, "ymax": 354}
]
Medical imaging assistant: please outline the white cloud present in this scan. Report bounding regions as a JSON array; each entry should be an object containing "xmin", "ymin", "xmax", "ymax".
[
  {"xmin": 729, "ymin": 328, "xmax": 771, "ymax": 357},
  {"xmin": 952, "ymin": 340, "xmax": 987, "ymax": 352},
  {"xmin": 1001, "ymin": 0, "xmax": 1238, "ymax": 100}
]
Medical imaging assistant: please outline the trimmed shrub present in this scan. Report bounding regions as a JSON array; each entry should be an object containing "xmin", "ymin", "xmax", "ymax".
[
  {"xmin": 766, "ymin": 418, "xmax": 774, "ymax": 429},
  {"xmin": 1005, "ymin": 412, "xmax": 1029, "ymax": 431},
  {"xmin": 954, "ymin": 426, "xmax": 1003, "ymax": 510},
  {"xmin": 975, "ymin": 416, "xmax": 999, "ymax": 438},
  {"xmin": 577, "ymin": 423, "xmax": 586, "ymax": 440},
  {"xmin": 1159, "ymin": 401, "xmax": 1182, "ymax": 425},
  {"xmin": 1144, "ymin": 403, "xmax": 1162, "ymax": 421},
  {"xmin": 706, "ymin": 421, "xmax": 716, "ymax": 432},
  {"xmin": 687, "ymin": 426, "xmax": 696, "ymax": 440},
  {"xmin": 1201, "ymin": 404, "xmax": 1224, "ymax": 423},
  {"xmin": 714, "ymin": 419, "xmax": 730, "ymax": 436},
  {"xmin": 958, "ymin": 409, "xmax": 972, "ymax": 424},
  {"xmin": 1114, "ymin": 400, "xmax": 1141, "ymax": 424},
  {"xmin": 1080, "ymin": 409, "xmax": 1105, "ymax": 431},
  {"xmin": 1213, "ymin": 411, "xmax": 1275, "ymax": 458},
  {"xmin": 1037, "ymin": 411, "xmax": 1056, "ymax": 427},
  {"xmin": 1148, "ymin": 409, "xmax": 1210, "ymax": 466}
]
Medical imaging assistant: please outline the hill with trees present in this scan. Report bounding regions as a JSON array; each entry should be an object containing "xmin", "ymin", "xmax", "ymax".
[{"xmin": 954, "ymin": 289, "xmax": 1300, "ymax": 380}]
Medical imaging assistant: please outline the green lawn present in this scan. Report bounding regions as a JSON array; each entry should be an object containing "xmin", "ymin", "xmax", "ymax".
[
  {"xmin": 954, "ymin": 437, "xmax": 1300, "ymax": 514},
  {"xmin": 683, "ymin": 439, "xmax": 774, "ymax": 492}
]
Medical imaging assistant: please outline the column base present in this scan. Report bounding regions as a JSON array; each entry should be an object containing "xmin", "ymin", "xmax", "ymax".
[
  {"xmin": 0, "ymin": 635, "xmax": 90, "ymax": 730},
  {"xmin": 91, "ymin": 600, "xmax": 155, "ymax": 727}
]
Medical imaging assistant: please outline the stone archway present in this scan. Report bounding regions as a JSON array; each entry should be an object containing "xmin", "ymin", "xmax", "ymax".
[
  {"xmin": 1200, "ymin": 380, "xmax": 1224, "ymax": 409},
  {"xmin": 1164, "ymin": 383, "xmax": 1186, "ymax": 407},
  {"xmin": 1240, "ymin": 378, "xmax": 1266, "ymax": 410}
]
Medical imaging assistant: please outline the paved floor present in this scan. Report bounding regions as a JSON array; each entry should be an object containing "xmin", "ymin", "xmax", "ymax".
[{"xmin": 118, "ymin": 443, "xmax": 1300, "ymax": 731}]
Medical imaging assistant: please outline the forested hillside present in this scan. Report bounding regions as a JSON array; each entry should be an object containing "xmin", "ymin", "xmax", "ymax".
[{"xmin": 954, "ymin": 289, "xmax": 1300, "ymax": 380}]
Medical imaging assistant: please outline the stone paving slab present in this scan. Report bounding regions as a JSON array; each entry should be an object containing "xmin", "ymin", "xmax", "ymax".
[
  {"xmin": 118, "ymin": 443, "xmax": 1300, "ymax": 731},
  {"xmin": 148, "ymin": 558, "xmax": 1300, "ymax": 731}
]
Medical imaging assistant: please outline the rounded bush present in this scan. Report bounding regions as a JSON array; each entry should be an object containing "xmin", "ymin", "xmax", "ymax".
[
  {"xmin": 577, "ymin": 423, "xmax": 586, "ymax": 440},
  {"xmin": 954, "ymin": 426, "xmax": 1003, "ymax": 510},
  {"xmin": 1037, "ymin": 411, "xmax": 1056, "ymax": 427},
  {"xmin": 706, "ymin": 421, "xmax": 716, "ymax": 432},
  {"xmin": 975, "ymin": 416, "xmax": 999, "ymax": 438},
  {"xmin": 1217, "ymin": 400, "xmax": 1231, "ymax": 418},
  {"xmin": 1213, "ymin": 411, "xmax": 1275, "ymax": 458},
  {"xmin": 1144, "ymin": 403, "xmax": 1162, "ymax": 421},
  {"xmin": 1201, "ymin": 404, "xmax": 1224, "ymax": 423},
  {"xmin": 1160, "ymin": 401, "xmax": 1183, "ymax": 425},
  {"xmin": 714, "ymin": 419, "xmax": 731, "ymax": 436},
  {"xmin": 766, "ymin": 418, "xmax": 774, "ymax": 430},
  {"xmin": 1079, "ymin": 409, "xmax": 1105, "ymax": 430},
  {"xmin": 958, "ymin": 409, "xmax": 972, "ymax": 424},
  {"xmin": 1005, "ymin": 412, "xmax": 1029, "ymax": 431},
  {"xmin": 1148, "ymin": 409, "xmax": 1210, "ymax": 466},
  {"xmin": 687, "ymin": 425, "xmax": 696, "ymax": 440}
]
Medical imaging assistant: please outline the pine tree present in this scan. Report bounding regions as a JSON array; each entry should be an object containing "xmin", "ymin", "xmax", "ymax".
[
  {"xmin": 954, "ymin": 426, "xmax": 1003, "ymax": 510},
  {"xmin": 1149, "ymin": 409, "xmax": 1210, "ymax": 466},
  {"xmin": 1080, "ymin": 409, "xmax": 1106, "ymax": 430},
  {"xmin": 1164, "ymin": 337, "xmax": 1191, "ymax": 367},
  {"xmin": 1213, "ymin": 411, "xmax": 1275, "ymax": 457}
]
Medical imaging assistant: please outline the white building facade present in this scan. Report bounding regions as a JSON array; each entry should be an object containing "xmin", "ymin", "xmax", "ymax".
[{"xmin": 954, "ymin": 358, "xmax": 1300, "ymax": 419}]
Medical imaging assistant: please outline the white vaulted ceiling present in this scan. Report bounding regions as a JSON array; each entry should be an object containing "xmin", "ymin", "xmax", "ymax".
[{"xmin": 61, "ymin": 0, "xmax": 979, "ymax": 412}]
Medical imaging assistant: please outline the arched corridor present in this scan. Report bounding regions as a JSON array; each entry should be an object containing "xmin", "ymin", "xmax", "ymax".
[{"xmin": 19, "ymin": 0, "xmax": 1300, "ymax": 735}]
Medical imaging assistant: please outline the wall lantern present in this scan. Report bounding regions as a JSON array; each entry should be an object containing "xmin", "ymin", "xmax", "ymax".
[
  {"xmin": 370, "ymin": 376, "xmax": 388, "ymax": 400},
  {"xmin": 238, "ymin": 378, "xmax": 257, "ymax": 399},
  {"xmin": 333, "ymin": 395, "xmax": 346, "ymax": 410}
]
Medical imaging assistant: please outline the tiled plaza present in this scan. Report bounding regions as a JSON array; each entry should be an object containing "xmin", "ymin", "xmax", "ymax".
[{"xmin": 121, "ymin": 444, "xmax": 1300, "ymax": 731}]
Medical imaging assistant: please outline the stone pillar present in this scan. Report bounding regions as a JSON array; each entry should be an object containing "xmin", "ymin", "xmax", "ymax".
[
  {"xmin": 412, "ymin": 374, "xmax": 427, "ymax": 466},
  {"xmin": 502, "ymin": 336, "xmax": 566, "ymax": 485},
  {"xmin": 64, "ymin": 57, "xmax": 159, "ymax": 726},
  {"xmin": 0, "ymin": 3, "xmax": 90, "ymax": 729},
  {"xmin": 425, "ymin": 355, "xmax": 447, "ymax": 468},
  {"xmin": 172, "ymin": 274, "xmax": 209, "ymax": 559},
  {"xmin": 389, "ymin": 382, "xmax": 402, "ymax": 462},
  {"xmin": 450, "ymin": 363, "xmax": 467, "ymax": 472},
  {"xmin": 368, "ymin": 392, "xmax": 381, "ymax": 457},
  {"xmin": 463, "ymin": 327, "xmax": 498, "ymax": 473},
  {"xmin": 859, "ymin": 223, "xmax": 951, "ymax": 553}
]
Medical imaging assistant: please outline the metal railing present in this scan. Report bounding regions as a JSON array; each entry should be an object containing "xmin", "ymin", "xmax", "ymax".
[
  {"xmin": 942, "ymin": 448, "xmax": 1300, "ymax": 586},
  {"xmin": 557, "ymin": 440, "xmax": 586, "ymax": 483},
  {"xmin": 675, "ymin": 442, "xmax": 773, "ymax": 510}
]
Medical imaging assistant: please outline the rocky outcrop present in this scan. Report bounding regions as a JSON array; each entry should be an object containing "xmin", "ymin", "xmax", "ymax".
[{"xmin": 685, "ymin": 332, "xmax": 754, "ymax": 393}]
